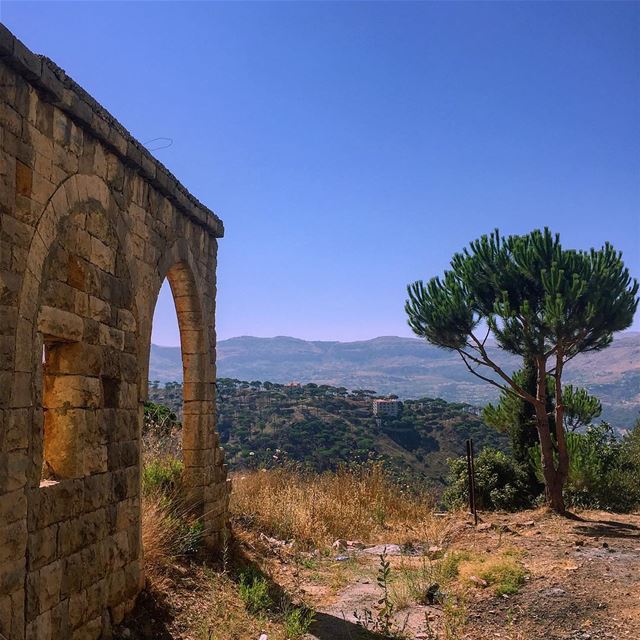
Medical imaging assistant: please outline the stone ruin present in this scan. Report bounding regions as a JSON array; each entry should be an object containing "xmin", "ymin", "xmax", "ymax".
[{"xmin": 0, "ymin": 25, "xmax": 229, "ymax": 639}]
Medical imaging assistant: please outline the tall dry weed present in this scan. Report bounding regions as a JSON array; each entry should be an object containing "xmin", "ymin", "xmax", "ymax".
[
  {"xmin": 231, "ymin": 463, "xmax": 436, "ymax": 548},
  {"xmin": 141, "ymin": 457, "xmax": 205, "ymax": 586}
]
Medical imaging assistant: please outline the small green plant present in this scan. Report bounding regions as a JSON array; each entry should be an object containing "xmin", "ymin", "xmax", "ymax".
[
  {"xmin": 142, "ymin": 457, "xmax": 184, "ymax": 496},
  {"xmin": 373, "ymin": 500, "xmax": 387, "ymax": 527},
  {"xmin": 482, "ymin": 560, "xmax": 526, "ymax": 596},
  {"xmin": 461, "ymin": 554, "xmax": 526, "ymax": 596},
  {"xmin": 354, "ymin": 549, "xmax": 407, "ymax": 638},
  {"xmin": 282, "ymin": 604, "xmax": 315, "ymax": 639},
  {"xmin": 437, "ymin": 551, "xmax": 470, "ymax": 583},
  {"xmin": 238, "ymin": 568, "xmax": 272, "ymax": 615},
  {"xmin": 442, "ymin": 595, "xmax": 467, "ymax": 640}
]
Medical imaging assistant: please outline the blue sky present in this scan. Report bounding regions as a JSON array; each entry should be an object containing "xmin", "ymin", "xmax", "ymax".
[{"xmin": 3, "ymin": 1, "xmax": 639, "ymax": 344}]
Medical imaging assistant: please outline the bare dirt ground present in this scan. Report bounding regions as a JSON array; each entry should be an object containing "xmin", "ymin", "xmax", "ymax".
[
  {"xmin": 299, "ymin": 509, "xmax": 640, "ymax": 640},
  {"xmin": 453, "ymin": 509, "xmax": 640, "ymax": 640},
  {"xmin": 115, "ymin": 509, "xmax": 640, "ymax": 640}
]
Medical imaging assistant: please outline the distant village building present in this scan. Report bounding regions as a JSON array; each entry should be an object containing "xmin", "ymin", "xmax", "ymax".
[{"xmin": 372, "ymin": 398, "xmax": 402, "ymax": 417}]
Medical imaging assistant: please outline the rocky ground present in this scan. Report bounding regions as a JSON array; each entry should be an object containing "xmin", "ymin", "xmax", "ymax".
[
  {"xmin": 303, "ymin": 510, "xmax": 640, "ymax": 640},
  {"xmin": 115, "ymin": 509, "xmax": 640, "ymax": 640}
]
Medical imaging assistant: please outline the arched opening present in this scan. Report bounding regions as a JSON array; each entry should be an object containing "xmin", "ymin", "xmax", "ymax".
[
  {"xmin": 142, "ymin": 260, "xmax": 215, "ymax": 551},
  {"xmin": 145, "ymin": 279, "xmax": 184, "ymax": 463}
]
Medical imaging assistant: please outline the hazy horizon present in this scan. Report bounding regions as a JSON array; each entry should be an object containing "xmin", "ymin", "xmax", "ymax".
[{"xmin": 150, "ymin": 328, "xmax": 640, "ymax": 349}]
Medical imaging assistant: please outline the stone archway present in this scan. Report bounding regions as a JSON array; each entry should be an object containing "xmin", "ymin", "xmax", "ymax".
[{"xmin": 0, "ymin": 26, "xmax": 228, "ymax": 640}]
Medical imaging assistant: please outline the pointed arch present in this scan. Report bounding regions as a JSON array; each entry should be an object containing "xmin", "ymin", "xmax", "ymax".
[{"xmin": 141, "ymin": 239, "xmax": 217, "ymax": 515}]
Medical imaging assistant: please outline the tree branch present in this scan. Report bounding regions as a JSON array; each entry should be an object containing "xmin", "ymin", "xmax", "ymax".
[
  {"xmin": 456, "ymin": 350, "xmax": 518, "ymax": 397},
  {"xmin": 466, "ymin": 331, "xmax": 538, "ymax": 404}
]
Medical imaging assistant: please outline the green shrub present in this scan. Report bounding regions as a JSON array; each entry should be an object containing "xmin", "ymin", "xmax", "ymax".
[
  {"xmin": 282, "ymin": 605, "xmax": 315, "ymax": 639},
  {"xmin": 238, "ymin": 568, "xmax": 272, "ymax": 615},
  {"xmin": 438, "ymin": 551, "xmax": 471, "ymax": 582},
  {"xmin": 462, "ymin": 555, "xmax": 526, "ymax": 596},
  {"xmin": 142, "ymin": 457, "xmax": 184, "ymax": 496},
  {"xmin": 443, "ymin": 448, "xmax": 533, "ymax": 512},
  {"xmin": 530, "ymin": 422, "xmax": 640, "ymax": 512},
  {"xmin": 178, "ymin": 519, "xmax": 204, "ymax": 555}
]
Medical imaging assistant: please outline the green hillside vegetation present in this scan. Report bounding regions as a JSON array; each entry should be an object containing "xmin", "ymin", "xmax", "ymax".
[{"xmin": 148, "ymin": 378, "xmax": 506, "ymax": 485}]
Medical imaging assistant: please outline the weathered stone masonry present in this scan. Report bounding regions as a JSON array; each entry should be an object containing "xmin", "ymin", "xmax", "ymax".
[{"xmin": 0, "ymin": 25, "xmax": 229, "ymax": 639}]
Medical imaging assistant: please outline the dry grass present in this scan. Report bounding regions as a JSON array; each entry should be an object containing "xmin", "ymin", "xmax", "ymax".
[
  {"xmin": 141, "ymin": 458, "xmax": 204, "ymax": 587},
  {"xmin": 230, "ymin": 463, "xmax": 436, "ymax": 549},
  {"xmin": 141, "ymin": 493, "xmax": 176, "ymax": 580}
]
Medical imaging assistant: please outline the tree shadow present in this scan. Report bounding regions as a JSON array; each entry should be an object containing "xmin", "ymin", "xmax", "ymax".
[
  {"xmin": 572, "ymin": 517, "xmax": 640, "ymax": 540},
  {"xmin": 228, "ymin": 540, "xmax": 394, "ymax": 639},
  {"xmin": 112, "ymin": 588, "xmax": 174, "ymax": 640},
  {"xmin": 308, "ymin": 611, "xmax": 394, "ymax": 640}
]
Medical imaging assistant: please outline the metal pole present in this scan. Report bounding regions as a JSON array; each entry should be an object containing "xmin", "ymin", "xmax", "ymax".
[
  {"xmin": 466, "ymin": 439, "xmax": 478, "ymax": 525},
  {"xmin": 470, "ymin": 439, "xmax": 478, "ymax": 526},
  {"xmin": 466, "ymin": 440, "xmax": 473, "ymax": 514}
]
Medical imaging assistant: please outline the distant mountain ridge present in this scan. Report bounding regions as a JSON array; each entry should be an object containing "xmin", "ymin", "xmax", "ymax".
[{"xmin": 149, "ymin": 332, "xmax": 640, "ymax": 428}]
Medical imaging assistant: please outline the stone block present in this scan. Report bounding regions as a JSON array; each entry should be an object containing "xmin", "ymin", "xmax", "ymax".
[
  {"xmin": 90, "ymin": 237, "xmax": 115, "ymax": 274},
  {"xmin": 42, "ymin": 410, "xmax": 85, "ymax": 479},
  {"xmin": 50, "ymin": 598, "xmax": 69, "ymax": 639},
  {"xmin": 98, "ymin": 323, "xmax": 124, "ymax": 351},
  {"xmin": 106, "ymin": 567, "xmax": 125, "ymax": 608},
  {"xmin": 34, "ymin": 478, "xmax": 84, "ymax": 528},
  {"xmin": 88, "ymin": 295, "xmax": 111, "ymax": 322},
  {"xmin": 117, "ymin": 308, "xmax": 136, "ymax": 332},
  {"xmin": 43, "ymin": 374, "xmax": 102, "ymax": 409},
  {"xmin": 0, "ymin": 487, "xmax": 26, "ymax": 525},
  {"xmin": 45, "ymin": 342, "xmax": 102, "ymax": 376},
  {"xmin": 0, "ymin": 269, "xmax": 21, "ymax": 306},
  {"xmin": 71, "ymin": 615, "xmax": 102, "ymax": 640},
  {"xmin": 0, "ymin": 518, "xmax": 27, "ymax": 565},
  {"xmin": 15, "ymin": 158, "xmax": 32, "ymax": 196},
  {"xmin": 25, "ymin": 610, "xmax": 51, "ymax": 640},
  {"xmin": 82, "ymin": 472, "xmax": 110, "ymax": 512},
  {"xmin": 27, "ymin": 560, "xmax": 62, "ymax": 617},
  {"xmin": 38, "ymin": 306, "xmax": 84, "ymax": 341},
  {"xmin": 27, "ymin": 524, "xmax": 58, "ymax": 571},
  {"xmin": 60, "ymin": 551, "xmax": 83, "ymax": 600},
  {"xmin": 84, "ymin": 443, "xmax": 108, "ymax": 476},
  {"xmin": 106, "ymin": 531, "xmax": 129, "ymax": 569},
  {"xmin": 58, "ymin": 509, "xmax": 107, "ymax": 557},
  {"xmin": 115, "ymin": 498, "xmax": 139, "ymax": 532},
  {"xmin": 0, "ymin": 449, "xmax": 28, "ymax": 492},
  {"xmin": 0, "ymin": 594, "xmax": 11, "ymax": 639},
  {"xmin": 85, "ymin": 578, "xmax": 108, "ymax": 624}
]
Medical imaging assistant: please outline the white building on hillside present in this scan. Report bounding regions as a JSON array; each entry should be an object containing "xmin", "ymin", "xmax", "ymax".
[{"xmin": 372, "ymin": 398, "xmax": 401, "ymax": 418}]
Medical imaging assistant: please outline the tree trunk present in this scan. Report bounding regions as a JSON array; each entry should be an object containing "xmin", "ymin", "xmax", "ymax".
[
  {"xmin": 534, "ymin": 356, "xmax": 566, "ymax": 514},
  {"xmin": 554, "ymin": 351, "xmax": 570, "ymax": 486}
]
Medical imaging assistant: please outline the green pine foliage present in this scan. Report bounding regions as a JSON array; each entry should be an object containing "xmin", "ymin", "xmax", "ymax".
[{"xmin": 406, "ymin": 227, "xmax": 639, "ymax": 512}]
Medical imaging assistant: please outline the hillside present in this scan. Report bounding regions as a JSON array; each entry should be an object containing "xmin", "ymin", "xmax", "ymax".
[
  {"xmin": 148, "ymin": 379, "xmax": 506, "ymax": 485},
  {"xmin": 149, "ymin": 332, "xmax": 640, "ymax": 428}
]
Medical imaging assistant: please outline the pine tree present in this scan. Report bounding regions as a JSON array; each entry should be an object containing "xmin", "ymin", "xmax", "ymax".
[{"xmin": 405, "ymin": 228, "xmax": 638, "ymax": 513}]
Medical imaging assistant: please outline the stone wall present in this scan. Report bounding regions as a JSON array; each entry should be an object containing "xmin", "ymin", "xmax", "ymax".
[{"xmin": 0, "ymin": 25, "xmax": 229, "ymax": 639}]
